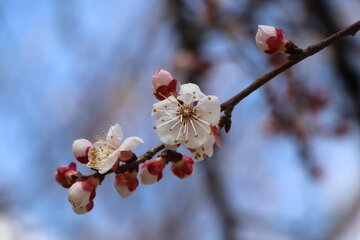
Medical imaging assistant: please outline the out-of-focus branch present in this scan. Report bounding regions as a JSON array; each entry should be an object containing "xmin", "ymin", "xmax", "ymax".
[
  {"xmin": 305, "ymin": 0, "xmax": 360, "ymax": 121},
  {"xmin": 203, "ymin": 147, "xmax": 237, "ymax": 240},
  {"xmin": 169, "ymin": 1, "xmax": 238, "ymax": 239},
  {"xmin": 302, "ymin": 1, "xmax": 360, "ymax": 239}
]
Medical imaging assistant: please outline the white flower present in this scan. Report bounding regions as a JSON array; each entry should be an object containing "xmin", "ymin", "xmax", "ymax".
[
  {"xmin": 87, "ymin": 124, "xmax": 144, "ymax": 174},
  {"xmin": 152, "ymin": 83, "xmax": 220, "ymax": 153}
]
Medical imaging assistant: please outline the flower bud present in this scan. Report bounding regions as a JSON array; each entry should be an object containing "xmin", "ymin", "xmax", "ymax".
[
  {"xmin": 255, "ymin": 25, "xmax": 287, "ymax": 54},
  {"xmin": 68, "ymin": 178, "xmax": 98, "ymax": 214},
  {"xmin": 152, "ymin": 69, "xmax": 178, "ymax": 100},
  {"xmin": 72, "ymin": 139, "xmax": 92, "ymax": 164},
  {"xmin": 171, "ymin": 156, "xmax": 194, "ymax": 179},
  {"xmin": 114, "ymin": 170, "xmax": 139, "ymax": 198},
  {"xmin": 140, "ymin": 157, "xmax": 167, "ymax": 185},
  {"xmin": 55, "ymin": 162, "xmax": 78, "ymax": 188}
]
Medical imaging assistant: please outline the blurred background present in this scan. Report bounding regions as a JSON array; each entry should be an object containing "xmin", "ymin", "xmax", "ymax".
[{"xmin": 0, "ymin": 0, "xmax": 359, "ymax": 239}]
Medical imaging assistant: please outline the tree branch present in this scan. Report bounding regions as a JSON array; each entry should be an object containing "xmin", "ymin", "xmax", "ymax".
[
  {"xmin": 112, "ymin": 20, "xmax": 360, "ymax": 174},
  {"xmin": 220, "ymin": 20, "xmax": 360, "ymax": 112}
]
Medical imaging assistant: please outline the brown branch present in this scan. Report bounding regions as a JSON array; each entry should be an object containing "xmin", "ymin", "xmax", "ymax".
[
  {"xmin": 100, "ymin": 20, "xmax": 360, "ymax": 175},
  {"xmin": 117, "ymin": 144, "xmax": 165, "ymax": 173},
  {"xmin": 220, "ymin": 20, "xmax": 360, "ymax": 112}
]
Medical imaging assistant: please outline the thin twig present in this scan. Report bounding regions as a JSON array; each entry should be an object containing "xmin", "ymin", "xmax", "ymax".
[
  {"xmin": 220, "ymin": 20, "xmax": 360, "ymax": 112},
  {"xmin": 117, "ymin": 144, "xmax": 165, "ymax": 173}
]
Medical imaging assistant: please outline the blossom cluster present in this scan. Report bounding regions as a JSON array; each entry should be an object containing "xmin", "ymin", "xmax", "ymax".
[
  {"xmin": 55, "ymin": 69, "xmax": 221, "ymax": 214},
  {"xmin": 55, "ymin": 24, "xmax": 295, "ymax": 214}
]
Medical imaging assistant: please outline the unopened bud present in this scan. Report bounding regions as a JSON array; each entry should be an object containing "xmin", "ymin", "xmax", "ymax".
[
  {"xmin": 152, "ymin": 69, "xmax": 178, "ymax": 100},
  {"xmin": 114, "ymin": 170, "xmax": 139, "ymax": 198},
  {"xmin": 171, "ymin": 156, "xmax": 194, "ymax": 179},
  {"xmin": 68, "ymin": 178, "xmax": 98, "ymax": 214},
  {"xmin": 55, "ymin": 162, "xmax": 78, "ymax": 188},
  {"xmin": 72, "ymin": 139, "xmax": 92, "ymax": 164},
  {"xmin": 140, "ymin": 157, "xmax": 167, "ymax": 185},
  {"xmin": 255, "ymin": 25, "xmax": 288, "ymax": 54}
]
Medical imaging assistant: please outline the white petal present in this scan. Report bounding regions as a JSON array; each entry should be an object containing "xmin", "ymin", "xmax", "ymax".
[
  {"xmin": 189, "ymin": 135, "xmax": 215, "ymax": 161},
  {"xmin": 196, "ymin": 95, "xmax": 221, "ymax": 126},
  {"xmin": 97, "ymin": 148, "xmax": 121, "ymax": 174},
  {"xmin": 151, "ymin": 96, "xmax": 178, "ymax": 120},
  {"xmin": 183, "ymin": 119, "xmax": 211, "ymax": 149},
  {"xmin": 119, "ymin": 137, "xmax": 144, "ymax": 151},
  {"xmin": 164, "ymin": 144, "xmax": 178, "ymax": 151},
  {"xmin": 106, "ymin": 124, "xmax": 123, "ymax": 147},
  {"xmin": 178, "ymin": 83, "xmax": 205, "ymax": 104},
  {"xmin": 202, "ymin": 135, "xmax": 216, "ymax": 157},
  {"xmin": 255, "ymin": 40, "xmax": 269, "ymax": 51},
  {"xmin": 155, "ymin": 116, "xmax": 183, "ymax": 145},
  {"xmin": 87, "ymin": 141, "xmax": 107, "ymax": 163},
  {"xmin": 258, "ymin": 25, "xmax": 276, "ymax": 37}
]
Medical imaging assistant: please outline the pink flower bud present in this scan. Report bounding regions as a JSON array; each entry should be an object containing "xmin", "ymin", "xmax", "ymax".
[
  {"xmin": 114, "ymin": 170, "xmax": 139, "ymax": 198},
  {"xmin": 171, "ymin": 156, "xmax": 194, "ymax": 179},
  {"xmin": 140, "ymin": 157, "xmax": 167, "ymax": 185},
  {"xmin": 72, "ymin": 139, "xmax": 92, "ymax": 164},
  {"xmin": 55, "ymin": 162, "xmax": 78, "ymax": 188},
  {"xmin": 152, "ymin": 69, "xmax": 178, "ymax": 100},
  {"xmin": 255, "ymin": 25, "xmax": 288, "ymax": 54},
  {"xmin": 68, "ymin": 178, "xmax": 98, "ymax": 214}
]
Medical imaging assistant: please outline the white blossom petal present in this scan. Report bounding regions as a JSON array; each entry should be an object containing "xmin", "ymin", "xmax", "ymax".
[
  {"xmin": 87, "ymin": 141, "xmax": 106, "ymax": 164},
  {"xmin": 151, "ymin": 96, "xmax": 178, "ymax": 120},
  {"xmin": 258, "ymin": 25, "xmax": 276, "ymax": 37},
  {"xmin": 182, "ymin": 118, "xmax": 211, "ymax": 149},
  {"xmin": 178, "ymin": 83, "xmax": 205, "ymax": 104},
  {"xmin": 155, "ymin": 116, "xmax": 183, "ymax": 145},
  {"xmin": 97, "ymin": 148, "xmax": 121, "ymax": 174},
  {"xmin": 164, "ymin": 144, "xmax": 178, "ymax": 151},
  {"xmin": 189, "ymin": 135, "xmax": 215, "ymax": 161},
  {"xmin": 196, "ymin": 95, "xmax": 221, "ymax": 126},
  {"xmin": 256, "ymin": 40, "xmax": 269, "ymax": 51},
  {"xmin": 106, "ymin": 123, "xmax": 123, "ymax": 147},
  {"xmin": 119, "ymin": 137, "xmax": 144, "ymax": 151}
]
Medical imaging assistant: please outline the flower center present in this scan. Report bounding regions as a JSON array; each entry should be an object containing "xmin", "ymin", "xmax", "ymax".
[
  {"xmin": 178, "ymin": 104, "xmax": 197, "ymax": 120},
  {"xmin": 153, "ymin": 97, "xmax": 212, "ymax": 145}
]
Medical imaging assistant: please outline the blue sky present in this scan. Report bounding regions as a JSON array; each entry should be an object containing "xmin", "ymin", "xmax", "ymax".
[{"xmin": 0, "ymin": 1, "xmax": 359, "ymax": 239}]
